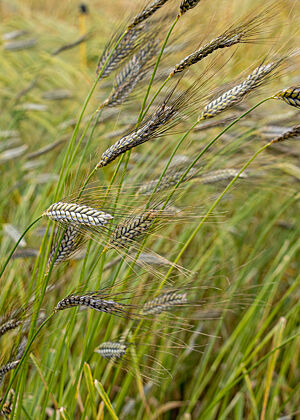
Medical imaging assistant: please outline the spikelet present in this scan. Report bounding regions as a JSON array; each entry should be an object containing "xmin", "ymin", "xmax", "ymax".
[
  {"xmin": 179, "ymin": 0, "xmax": 201, "ymax": 15},
  {"xmin": 0, "ymin": 318, "xmax": 23, "ymax": 338},
  {"xmin": 95, "ymin": 341, "xmax": 128, "ymax": 360},
  {"xmin": 54, "ymin": 293, "xmax": 133, "ymax": 318},
  {"xmin": 94, "ymin": 335, "xmax": 172, "ymax": 383},
  {"xmin": 200, "ymin": 169, "xmax": 248, "ymax": 184},
  {"xmin": 128, "ymin": 0, "xmax": 169, "ymax": 30},
  {"xmin": 274, "ymin": 86, "xmax": 300, "ymax": 109},
  {"xmin": 96, "ymin": 83, "xmax": 199, "ymax": 168},
  {"xmin": 0, "ymin": 360, "xmax": 20, "ymax": 385},
  {"xmin": 0, "ymin": 390, "xmax": 14, "ymax": 417},
  {"xmin": 137, "ymin": 167, "xmax": 198, "ymax": 195},
  {"xmin": 171, "ymin": 14, "xmax": 267, "ymax": 75},
  {"xmin": 96, "ymin": 26, "xmax": 144, "ymax": 79},
  {"xmin": 142, "ymin": 291, "xmax": 188, "ymax": 314},
  {"xmin": 46, "ymin": 225, "xmax": 84, "ymax": 270},
  {"xmin": 101, "ymin": 40, "xmax": 159, "ymax": 108},
  {"xmin": 271, "ymin": 125, "xmax": 300, "ymax": 143},
  {"xmin": 108, "ymin": 209, "xmax": 159, "ymax": 248},
  {"xmin": 199, "ymin": 59, "xmax": 283, "ymax": 120},
  {"xmin": 43, "ymin": 202, "xmax": 113, "ymax": 227}
]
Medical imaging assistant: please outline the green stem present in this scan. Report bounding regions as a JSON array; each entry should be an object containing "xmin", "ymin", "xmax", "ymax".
[
  {"xmin": 137, "ymin": 15, "xmax": 179, "ymax": 124},
  {"xmin": 162, "ymin": 97, "xmax": 273, "ymax": 209},
  {"xmin": 141, "ymin": 75, "xmax": 172, "ymax": 121},
  {"xmin": 159, "ymin": 139, "xmax": 273, "ymax": 289},
  {"xmin": 0, "ymin": 216, "xmax": 43, "ymax": 279},
  {"xmin": 53, "ymin": 29, "xmax": 129, "ymax": 201}
]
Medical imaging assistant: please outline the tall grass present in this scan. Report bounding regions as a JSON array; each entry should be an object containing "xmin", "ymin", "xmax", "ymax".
[{"xmin": 0, "ymin": 0, "xmax": 299, "ymax": 419}]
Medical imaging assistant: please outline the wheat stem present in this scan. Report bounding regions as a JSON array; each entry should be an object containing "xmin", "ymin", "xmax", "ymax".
[
  {"xmin": 0, "ymin": 313, "xmax": 55, "ymax": 412},
  {"xmin": 161, "ymin": 97, "xmax": 273, "ymax": 210},
  {"xmin": 141, "ymin": 74, "xmax": 172, "ymax": 121},
  {"xmin": 0, "ymin": 216, "xmax": 43, "ymax": 279},
  {"xmin": 159, "ymin": 137, "xmax": 274, "ymax": 290},
  {"xmin": 137, "ymin": 16, "xmax": 179, "ymax": 124}
]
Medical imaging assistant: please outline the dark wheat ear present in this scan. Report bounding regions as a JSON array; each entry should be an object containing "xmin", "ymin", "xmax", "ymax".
[
  {"xmin": 100, "ymin": 40, "xmax": 159, "ymax": 108},
  {"xmin": 0, "ymin": 360, "xmax": 20, "ymax": 385},
  {"xmin": 179, "ymin": 0, "xmax": 201, "ymax": 15},
  {"xmin": 270, "ymin": 125, "xmax": 300, "ymax": 143},
  {"xmin": 170, "ymin": 11, "xmax": 271, "ymax": 75},
  {"xmin": 199, "ymin": 58, "xmax": 284, "ymax": 120},
  {"xmin": 127, "ymin": 0, "xmax": 170, "ymax": 30},
  {"xmin": 96, "ymin": 81, "xmax": 203, "ymax": 168},
  {"xmin": 274, "ymin": 86, "xmax": 300, "ymax": 109},
  {"xmin": 96, "ymin": 25, "xmax": 144, "ymax": 79},
  {"xmin": 0, "ymin": 317, "xmax": 23, "ymax": 338},
  {"xmin": 54, "ymin": 293, "xmax": 134, "ymax": 319},
  {"xmin": 107, "ymin": 209, "xmax": 160, "ymax": 249},
  {"xmin": 46, "ymin": 225, "xmax": 85, "ymax": 271}
]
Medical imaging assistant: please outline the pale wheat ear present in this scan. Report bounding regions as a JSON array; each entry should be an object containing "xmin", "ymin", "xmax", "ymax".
[
  {"xmin": 142, "ymin": 291, "xmax": 188, "ymax": 315},
  {"xmin": 95, "ymin": 341, "xmax": 129, "ymax": 360},
  {"xmin": 137, "ymin": 167, "xmax": 198, "ymax": 195},
  {"xmin": 43, "ymin": 202, "xmax": 113, "ymax": 227},
  {"xmin": 273, "ymin": 86, "xmax": 300, "ymax": 109}
]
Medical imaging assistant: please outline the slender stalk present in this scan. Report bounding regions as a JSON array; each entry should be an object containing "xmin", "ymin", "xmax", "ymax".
[
  {"xmin": 0, "ymin": 216, "xmax": 43, "ymax": 279},
  {"xmin": 141, "ymin": 74, "xmax": 172, "ymax": 121},
  {"xmin": 137, "ymin": 16, "xmax": 179, "ymax": 124},
  {"xmin": 159, "ymin": 138, "xmax": 274, "ymax": 289},
  {"xmin": 0, "ymin": 313, "xmax": 55, "ymax": 412},
  {"xmin": 162, "ymin": 97, "xmax": 273, "ymax": 208}
]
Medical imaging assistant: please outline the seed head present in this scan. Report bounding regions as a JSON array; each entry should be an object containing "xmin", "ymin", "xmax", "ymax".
[
  {"xmin": 95, "ymin": 341, "xmax": 128, "ymax": 360},
  {"xmin": 128, "ymin": 0, "xmax": 169, "ymax": 30},
  {"xmin": 108, "ymin": 210, "xmax": 159, "ymax": 248},
  {"xmin": 47, "ymin": 225, "xmax": 84, "ymax": 270},
  {"xmin": 199, "ymin": 59, "xmax": 283, "ymax": 120},
  {"xmin": 101, "ymin": 41, "xmax": 158, "ymax": 108},
  {"xmin": 171, "ymin": 14, "xmax": 267, "ymax": 75},
  {"xmin": 96, "ymin": 83, "xmax": 198, "ymax": 168},
  {"xmin": 138, "ymin": 167, "xmax": 198, "ymax": 195},
  {"xmin": 274, "ymin": 86, "xmax": 300, "ymax": 109},
  {"xmin": 97, "ymin": 26, "xmax": 144, "ymax": 79},
  {"xmin": 200, "ymin": 169, "xmax": 247, "ymax": 184},
  {"xmin": 143, "ymin": 292, "xmax": 188, "ymax": 315},
  {"xmin": 270, "ymin": 124, "xmax": 300, "ymax": 144},
  {"xmin": 179, "ymin": 0, "xmax": 201, "ymax": 15},
  {"xmin": 0, "ymin": 318, "xmax": 23, "ymax": 338},
  {"xmin": 43, "ymin": 202, "xmax": 113, "ymax": 227},
  {"xmin": 0, "ymin": 360, "xmax": 20, "ymax": 385},
  {"xmin": 55, "ymin": 293, "xmax": 131, "ymax": 318}
]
